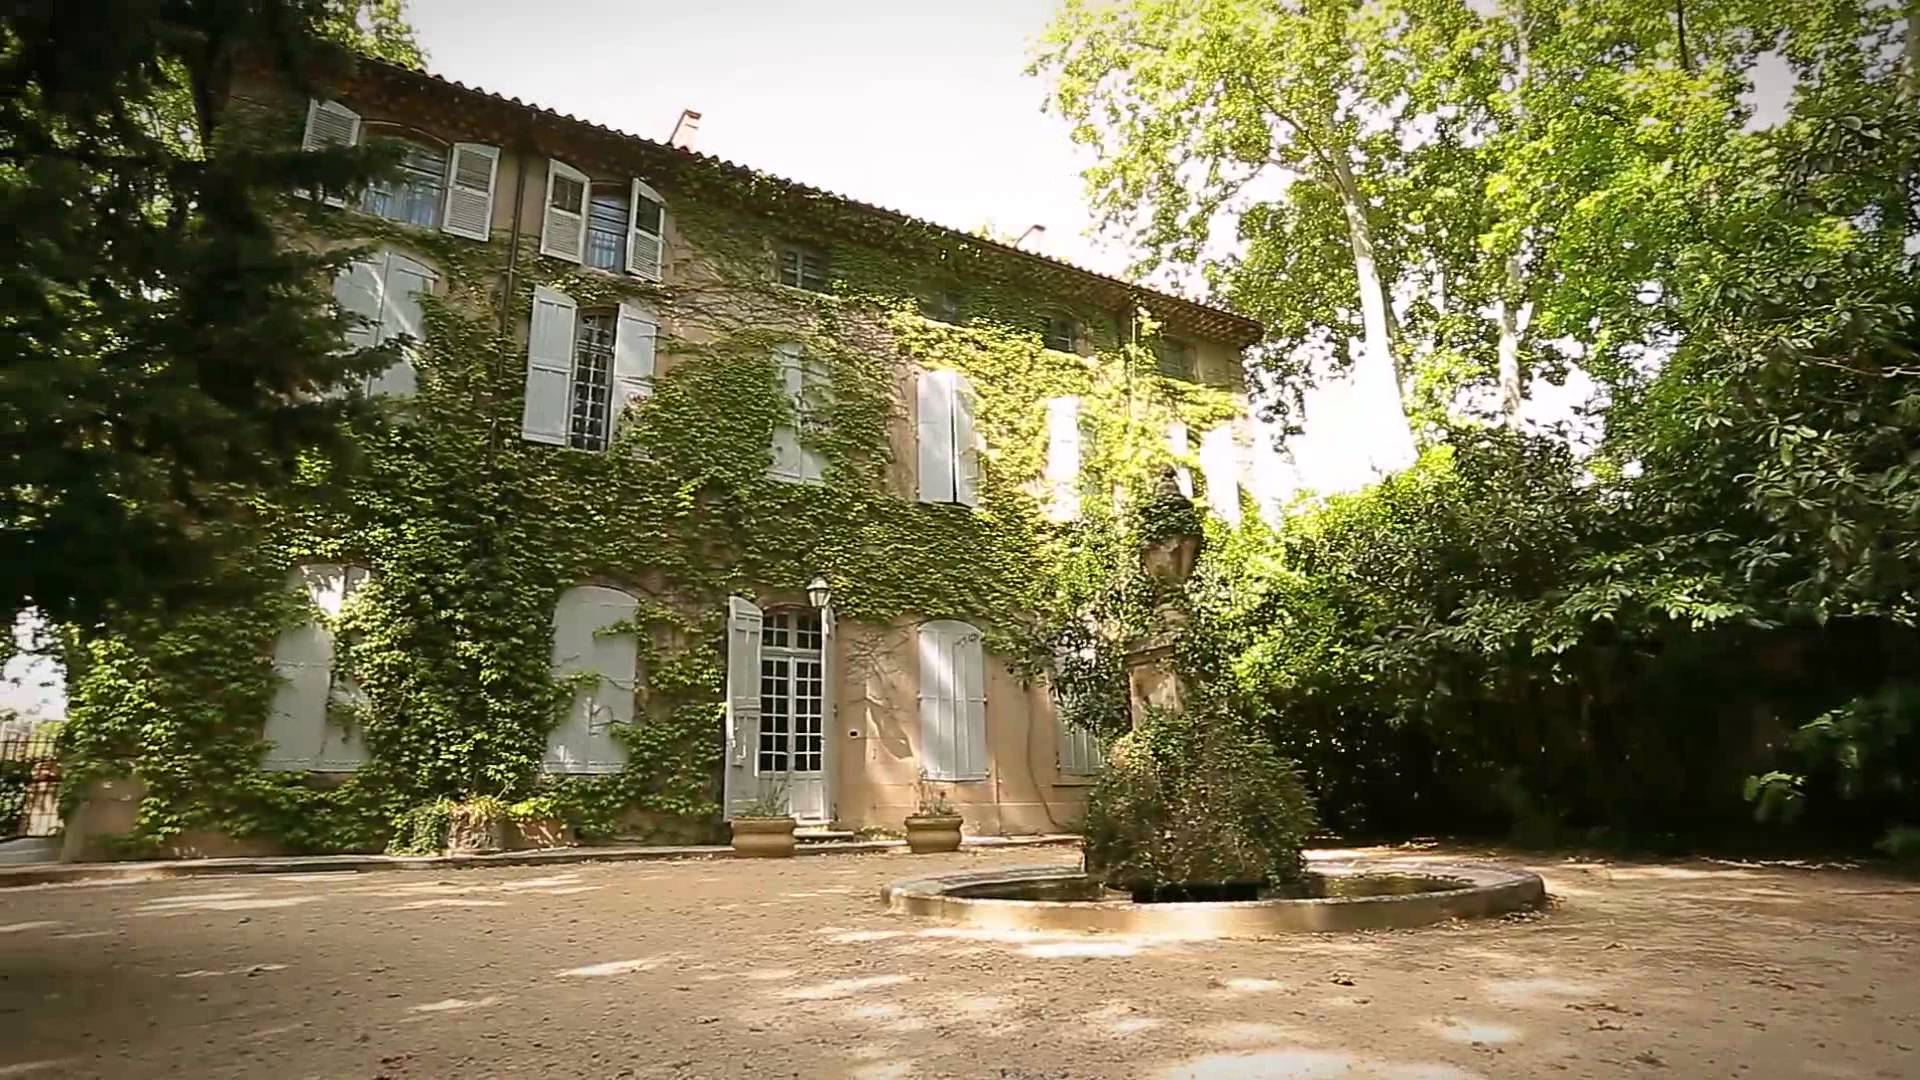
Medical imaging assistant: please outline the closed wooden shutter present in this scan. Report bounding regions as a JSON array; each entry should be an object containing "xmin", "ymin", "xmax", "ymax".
[
  {"xmin": 769, "ymin": 343, "xmax": 806, "ymax": 483},
  {"xmin": 441, "ymin": 143, "xmax": 499, "ymax": 242},
  {"xmin": 521, "ymin": 285, "xmax": 577, "ymax": 445},
  {"xmin": 1058, "ymin": 721, "xmax": 1103, "ymax": 776},
  {"xmin": 612, "ymin": 301, "xmax": 658, "ymax": 437},
  {"xmin": 1045, "ymin": 396, "xmax": 1081, "ymax": 523},
  {"xmin": 627, "ymin": 179, "xmax": 665, "ymax": 281},
  {"xmin": 919, "ymin": 620, "xmax": 987, "ymax": 781},
  {"xmin": 917, "ymin": 370, "xmax": 955, "ymax": 503},
  {"xmin": 546, "ymin": 586, "xmax": 638, "ymax": 774},
  {"xmin": 331, "ymin": 256, "xmax": 383, "ymax": 353},
  {"xmin": 265, "ymin": 564, "xmax": 371, "ymax": 772},
  {"xmin": 540, "ymin": 159, "xmax": 589, "ymax": 262},
  {"xmin": 951, "ymin": 372, "xmax": 979, "ymax": 507},
  {"xmin": 1200, "ymin": 425, "xmax": 1240, "ymax": 525},
  {"xmin": 1166, "ymin": 420, "xmax": 1192, "ymax": 496}
]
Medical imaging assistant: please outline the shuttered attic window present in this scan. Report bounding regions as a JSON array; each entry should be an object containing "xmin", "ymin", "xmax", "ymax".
[
  {"xmin": 1044, "ymin": 315, "xmax": 1080, "ymax": 354},
  {"xmin": 1154, "ymin": 337, "xmax": 1196, "ymax": 380},
  {"xmin": 777, "ymin": 243, "xmax": 829, "ymax": 292}
]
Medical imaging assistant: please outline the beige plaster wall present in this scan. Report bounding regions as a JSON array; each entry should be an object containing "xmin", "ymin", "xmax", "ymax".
[{"xmin": 831, "ymin": 617, "xmax": 1091, "ymax": 835}]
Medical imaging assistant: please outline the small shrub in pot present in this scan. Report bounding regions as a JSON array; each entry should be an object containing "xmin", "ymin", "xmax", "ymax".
[
  {"xmin": 905, "ymin": 782, "xmax": 963, "ymax": 854},
  {"xmin": 730, "ymin": 784, "xmax": 797, "ymax": 858}
]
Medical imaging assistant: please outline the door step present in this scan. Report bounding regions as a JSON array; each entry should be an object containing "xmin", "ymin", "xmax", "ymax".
[{"xmin": 793, "ymin": 829, "xmax": 856, "ymax": 844}]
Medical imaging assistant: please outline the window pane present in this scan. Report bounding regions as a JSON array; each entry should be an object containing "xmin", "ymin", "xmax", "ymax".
[
  {"xmin": 362, "ymin": 139, "xmax": 445, "ymax": 229},
  {"xmin": 550, "ymin": 174, "xmax": 585, "ymax": 214},
  {"xmin": 568, "ymin": 313, "xmax": 615, "ymax": 451},
  {"xmin": 634, "ymin": 196, "xmax": 663, "ymax": 234},
  {"xmin": 585, "ymin": 188, "xmax": 628, "ymax": 271},
  {"xmin": 1045, "ymin": 317, "xmax": 1078, "ymax": 353},
  {"xmin": 758, "ymin": 657, "xmax": 791, "ymax": 775},
  {"xmin": 779, "ymin": 245, "xmax": 827, "ymax": 292},
  {"xmin": 1155, "ymin": 338, "xmax": 1195, "ymax": 380}
]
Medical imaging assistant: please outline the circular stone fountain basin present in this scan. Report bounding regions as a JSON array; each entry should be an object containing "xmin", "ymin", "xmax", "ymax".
[{"xmin": 882, "ymin": 860, "xmax": 1545, "ymax": 938}]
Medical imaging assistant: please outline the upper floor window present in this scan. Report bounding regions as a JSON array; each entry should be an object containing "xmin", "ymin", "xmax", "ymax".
[
  {"xmin": 1044, "ymin": 315, "xmax": 1080, "ymax": 354},
  {"xmin": 521, "ymin": 286, "xmax": 659, "ymax": 451},
  {"xmin": 332, "ymin": 247, "xmax": 436, "ymax": 397},
  {"xmin": 923, "ymin": 290, "xmax": 963, "ymax": 325},
  {"xmin": 585, "ymin": 184, "xmax": 630, "ymax": 272},
  {"xmin": 1154, "ymin": 337, "xmax": 1196, "ymax": 380},
  {"xmin": 778, "ymin": 243, "xmax": 829, "ymax": 292},
  {"xmin": 569, "ymin": 311, "xmax": 617, "ymax": 451},
  {"xmin": 360, "ymin": 137, "xmax": 446, "ymax": 229}
]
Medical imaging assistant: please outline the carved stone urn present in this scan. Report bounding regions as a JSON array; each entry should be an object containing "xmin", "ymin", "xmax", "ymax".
[{"xmin": 1125, "ymin": 466, "xmax": 1203, "ymax": 725}]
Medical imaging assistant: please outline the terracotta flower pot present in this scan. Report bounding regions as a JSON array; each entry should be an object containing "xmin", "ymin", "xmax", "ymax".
[
  {"xmin": 509, "ymin": 817, "xmax": 575, "ymax": 850},
  {"xmin": 904, "ymin": 813, "xmax": 963, "ymax": 854},
  {"xmin": 730, "ymin": 816, "xmax": 797, "ymax": 858}
]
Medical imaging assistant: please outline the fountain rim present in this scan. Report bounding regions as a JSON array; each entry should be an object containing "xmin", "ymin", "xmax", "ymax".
[{"xmin": 881, "ymin": 857, "xmax": 1546, "ymax": 937}]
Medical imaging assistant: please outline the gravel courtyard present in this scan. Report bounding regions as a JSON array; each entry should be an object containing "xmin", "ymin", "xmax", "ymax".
[{"xmin": 0, "ymin": 845, "xmax": 1915, "ymax": 1079}]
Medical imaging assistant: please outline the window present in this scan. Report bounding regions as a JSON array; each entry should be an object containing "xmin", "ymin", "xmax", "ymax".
[
  {"xmin": 521, "ymin": 287, "xmax": 658, "ymax": 450},
  {"xmin": 758, "ymin": 609, "xmax": 825, "ymax": 778},
  {"xmin": 541, "ymin": 159, "xmax": 589, "ymax": 262},
  {"xmin": 916, "ymin": 369, "xmax": 979, "ymax": 507},
  {"xmin": 263, "ymin": 564, "xmax": 371, "ymax": 772},
  {"xmin": 1059, "ymin": 722, "xmax": 1104, "ymax": 777},
  {"xmin": 777, "ymin": 243, "xmax": 829, "ymax": 292},
  {"xmin": 1154, "ymin": 337, "xmax": 1196, "ymax": 380},
  {"xmin": 585, "ymin": 184, "xmax": 629, "ymax": 272},
  {"xmin": 332, "ymin": 248, "xmax": 436, "ymax": 396},
  {"xmin": 770, "ymin": 343, "xmax": 829, "ymax": 484},
  {"xmin": 569, "ymin": 312, "xmax": 616, "ymax": 451},
  {"xmin": 360, "ymin": 138, "xmax": 446, "ymax": 229},
  {"xmin": 919, "ymin": 620, "xmax": 987, "ymax": 781},
  {"xmin": 1044, "ymin": 315, "xmax": 1080, "ymax": 354},
  {"xmin": 923, "ymin": 290, "xmax": 963, "ymax": 324},
  {"xmin": 546, "ymin": 585, "xmax": 637, "ymax": 774}
]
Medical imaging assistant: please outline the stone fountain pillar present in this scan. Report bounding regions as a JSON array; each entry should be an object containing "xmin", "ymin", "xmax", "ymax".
[{"xmin": 1125, "ymin": 468, "xmax": 1203, "ymax": 727}]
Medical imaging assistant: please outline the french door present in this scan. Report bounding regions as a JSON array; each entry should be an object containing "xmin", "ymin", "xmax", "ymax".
[{"xmin": 757, "ymin": 612, "xmax": 828, "ymax": 823}]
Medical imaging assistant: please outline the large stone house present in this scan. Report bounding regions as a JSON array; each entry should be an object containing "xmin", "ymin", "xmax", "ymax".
[{"xmin": 64, "ymin": 56, "xmax": 1267, "ymax": 855}]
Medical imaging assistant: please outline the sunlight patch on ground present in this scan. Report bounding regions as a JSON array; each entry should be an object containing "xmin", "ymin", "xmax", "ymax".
[
  {"xmin": 0, "ymin": 921, "xmax": 64, "ymax": 934},
  {"xmin": 848, "ymin": 1059, "xmax": 916, "ymax": 1080},
  {"xmin": 1156, "ymin": 1047, "xmax": 1357, "ymax": 1079},
  {"xmin": 1081, "ymin": 1001, "xmax": 1165, "ymax": 1037},
  {"xmin": 824, "ymin": 929, "xmax": 907, "ymax": 943},
  {"xmin": 1422, "ymin": 1017, "xmax": 1522, "ymax": 1045},
  {"xmin": 136, "ymin": 896, "xmax": 320, "ymax": 914},
  {"xmin": 386, "ymin": 899, "xmax": 509, "ymax": 910},
  {"xmin": 1481, "ymin": 976, "xmax": 1602, "ymax": 1007},
  {"xmin": 839, "ymin": 1001, "xmax": 929, "ymax": 1033},
  {"xmin": 775, "ymin": 974, "xmax": 911, "ymax": 1002},
  {"xmin": 175, "ymin": 964, "xmax": 287, "ymax": 978},
  {"xmin": 558, "ymin": 955, "xmax": 675, "ymax": 978},
  {"xmin": 48, "ymin": 930, "xmax": 109, "ymax": 940},
  {"xmin": 1198, "ymin": 1021, "xmax": 1316, "ymax": 1048},
  {"xmin": 1213, "ymin": 976, "xmax": 1286, "ymax": 995},
  {"xmin": 1022, "ymin": 938, "xmax": 1140, "ymax": 958},
  {"xmin": 409, "ymin": 995, "xmax": 503, "ymax": 1014},
  {"xmin": 0, "ymin": 1059, "xmax": 76, "ymax": 1077}
]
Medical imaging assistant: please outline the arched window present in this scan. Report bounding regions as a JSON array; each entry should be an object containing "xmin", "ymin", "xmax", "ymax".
[
  {"xmin": 361, "ymin": 136, "xmax": 447, "ymax": 229},
  {"xmin": 263, "ymin": 564, "xmax": 371, "ymax": 772},
  {"xmin": 546, "ymin": 585, "xmax": 638, "ymax": 773}
]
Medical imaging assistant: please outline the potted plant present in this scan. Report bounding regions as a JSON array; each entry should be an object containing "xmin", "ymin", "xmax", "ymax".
[
  {"xmin": 729, "ymin": 783, "xmax": 797, "ymax": 858},
  {"xmin": 904, "ymin": 781, "xmax": 964, "ymax": 854},
  {"xmin": 506, "ymin": 795, "xmax": 575, "ymax": 850},
  {"xmin": 446, "ymin": 795, "xmax": 511, "ymax": 855}
]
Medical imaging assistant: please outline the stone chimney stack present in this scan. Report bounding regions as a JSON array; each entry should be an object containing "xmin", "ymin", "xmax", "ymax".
[{"xmin": 668, "ymin": 109, "xmax": 702, "ymax": 151}]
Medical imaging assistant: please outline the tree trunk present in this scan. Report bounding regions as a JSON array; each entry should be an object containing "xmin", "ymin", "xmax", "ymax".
[{"xmin": 1326, "ymin": 152, "xmax": 1416, "ymax": 471}]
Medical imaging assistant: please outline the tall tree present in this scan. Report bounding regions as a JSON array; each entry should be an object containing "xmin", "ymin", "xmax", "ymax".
[{"xmin": 0, "ymin": 1, "xmax": 421, "ymax": 643}]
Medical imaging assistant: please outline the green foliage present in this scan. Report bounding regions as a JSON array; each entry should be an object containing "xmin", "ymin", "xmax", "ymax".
[
  {"xmin": 0, "ymin": 761, "xmax": 31, "ymax": 835},
  {"xmin": 1082, "ymin": 700, "xmax": 1317, "ymax": 889},
  {"xmin": 386, "ymin": 797, "xmax": 452, "ymax": 855}
]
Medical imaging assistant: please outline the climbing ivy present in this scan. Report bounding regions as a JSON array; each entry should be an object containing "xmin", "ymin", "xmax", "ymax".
[{"xmin": 60, "ymin": 109, "xmax": 1248, "ymax": 852}]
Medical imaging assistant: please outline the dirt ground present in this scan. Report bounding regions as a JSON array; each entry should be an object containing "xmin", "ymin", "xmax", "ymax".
[{"xmin": 0, "ymin": 845, "xmax": 1915, "ymax": 1079}]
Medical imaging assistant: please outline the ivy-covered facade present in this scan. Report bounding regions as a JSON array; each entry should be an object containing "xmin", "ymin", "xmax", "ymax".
[{"xmin": 59, "ymin": 56, "xmax": 1267, "ymax": 857}]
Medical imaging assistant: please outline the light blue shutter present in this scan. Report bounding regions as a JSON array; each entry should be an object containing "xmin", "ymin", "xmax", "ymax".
[
  {"xmin": 613, "ymin": 301, "xmax": 658, "ymax": 438},
  {"xmin": 917, "ymin": 371, "xmax": 955, "ymax": 503},
  {"xmin": 300, "ymin": 99, "xmax": 360, "ymax": 205},
  {"xmin": 1045, "ymin": 396, "xmax": 1081, "ymax": 522},
  {"xmin": 723, "ymin": 596, "xmax": 764, "ymax": 816},
  {"xmin": 627, "ymin": 179, "xmax": 665, "ymax": 281},
  {"xmin": 521, "ymin": 285, "xmax": 576, "ymax": 445},
  {"xmin": 540, "ymin": 159, "xmax": 589, "ymax": 262},
  {"xmin": 952, "ymin": 373, "xmax": 980, "ymax": 507},
  {"xmin": 920, "ymin": 620, "xmax": 987, "ymax": 781},
  {"xmin": 371, "ymin": 253, "xmax": 435, "ymax": 397},
  {"xmin": 546, "ymin": 586, "xmax": 637, "ymax": 774},
  {"xmin": 1166, "ymin": 420, "xmax": 1192, "ymax": 496},
  {"xmin": 1200, "ymin": 425, "xmax": 1240, "ymax": 525},
  {"xmin": 769, "ymin": 343, "xmax": 807, "ymax": 482},
  {"xmin": 332, "ymin": 256, "xmax": 383, "ymax": 354},
  {"xmin": 441, "ymin": 143, "xmax": 499, "ymax": 242}
]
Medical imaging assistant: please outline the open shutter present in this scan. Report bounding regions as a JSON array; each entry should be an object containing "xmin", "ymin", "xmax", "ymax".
[
  {"xmin": 612, "ymin": 301, "xmax": 658, "ymax": 437},
  {"xmin": 317, "ymin": 567, "xmax": 372, "ymax": 771},
  {"xmin": 951, "ymin": 373, "xmax": 980, "ymax": 507},
  {"xmin": 723, "ymin": 596, "xmax": 764, "ymax": 815},
  {"xmin": 1166, "ymin": 420, "xmax": 1193, "ymax": 497},
  {"xmin": 1045, "ymin": 396, "xmax": 1081, "ymax": 523},
  {"xmin": 800, "ymin": 352, "xmax": 830, "ymax": 482},
  {"xmin": 332, "ymin": 255, "xmax": 384, "ymax": 353},
  {"xmin": 769, "ymin": 344, "xmax": 806, "ymax": 482},
  {"xmin": 917, "ymin": 371, "xmax": 955, "ymax": 503},
  {"xmin": 301, "ymin": 99, "xmax": 360, "ymax": 206},
  {"xmin": 540, "ymin": 159, "xmax": 589, "ymax": 262},
  {"xmin": 370, "ymin": 253, "xmax": 435, "ymax": 397},
  {"xmin": 953, "ymin": 625, "xmax": 987, "ymax": 779},
  {"xmin": 441, "ymin": 142, "xmax": 499, "ymax": 242},
  {"xmin": 627, "ymin": 179, "xmax": 665, "ymax": 281},
  {"xmin": 521, "ymin": 285, "xmax": 576, "ymax": 445},
  {"xmin": 1200, "ymin": 426, "xmax": 1240, "ymax": 525}
]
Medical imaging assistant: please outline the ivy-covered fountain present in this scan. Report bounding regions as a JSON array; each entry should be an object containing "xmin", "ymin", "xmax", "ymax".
[{"xmin": 883, "ymin": 471, "xmax": 1544, "ymax": 937}]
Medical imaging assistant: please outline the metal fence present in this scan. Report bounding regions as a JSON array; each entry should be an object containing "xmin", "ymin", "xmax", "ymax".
[
  {"xmin": 0, "ymin": 732, "xmax": 58, "ymax": 764},
  {"xmin": 0, "ymin": 732, "xmax": 60, "ymax": 839}
]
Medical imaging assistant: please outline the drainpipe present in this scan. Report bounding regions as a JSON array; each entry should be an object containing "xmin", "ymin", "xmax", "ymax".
[{"xmin": 488, "ymin": 117, "xmax": 533, "ymax": 455}]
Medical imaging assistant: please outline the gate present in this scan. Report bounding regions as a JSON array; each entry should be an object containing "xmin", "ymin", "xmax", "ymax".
[{"xmin": 0, "ymin": 732, "xmax": 61, "ymax": 839}]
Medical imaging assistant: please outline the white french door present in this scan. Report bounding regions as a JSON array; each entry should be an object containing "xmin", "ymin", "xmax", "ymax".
[{"xmin": 757, "ymin": 611, "xmax": 828, "ymax": 823}]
